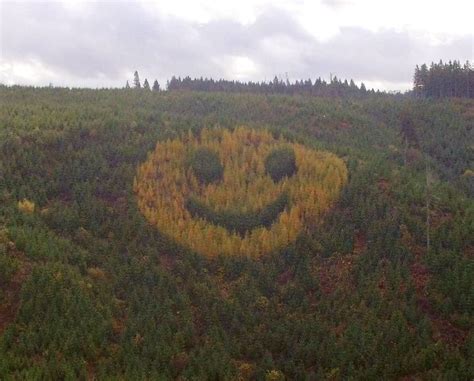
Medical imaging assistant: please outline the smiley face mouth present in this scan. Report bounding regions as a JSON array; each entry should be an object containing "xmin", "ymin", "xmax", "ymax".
[{"xmin": 185, "ymin": 192, "xmax": 289, "ymax": 236}]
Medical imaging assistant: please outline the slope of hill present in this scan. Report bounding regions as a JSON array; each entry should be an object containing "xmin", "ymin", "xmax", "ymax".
[{"xmin": 0, "ymin": 87, "xmax": 473, "ymax": 379}]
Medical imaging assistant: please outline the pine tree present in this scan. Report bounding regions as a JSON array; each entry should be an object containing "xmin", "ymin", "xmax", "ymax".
[
  {"xmin": 143, "ymin": 79, "xmax": 150, "ymax": 90},
  {"xmin": 152, "ymin": 80, "xmax": 160, "ymax": 92},
  {"xmin": 412, "ymin": 61, "xmax": 472, "ymax": 99},
  {"xmin": 419, "ymin": 64, "xmax": 429, "ymax": 97},
  {"xmin": 413, "ymin": 65, "xmax": 422, "ymax": 96},
  {"xmin": 133, "ymin": 71, "xmax": 141, "ymax": 88},
  {"xmin": 464, "ymin": 60, "xmax": 472, "ymax": 98},
  {"xmin": 125, "ymin": 80, "xmax": 130, "ymax": 89}
]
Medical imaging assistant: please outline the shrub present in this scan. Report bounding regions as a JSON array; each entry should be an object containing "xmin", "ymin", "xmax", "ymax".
[
  {"xmin": 17, "ymin": 199, "xmax": 35, "ymax": 214},
  {"xmin": 265, "ymin": 147, "xmax": 297, "ymax": 182},
  {"xmin": 266, "ymin": 370, "xmax": 285, "ymax": 381}
]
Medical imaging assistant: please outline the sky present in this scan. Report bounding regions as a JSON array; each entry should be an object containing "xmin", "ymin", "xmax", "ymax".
[{"xmin": 0, "ymin": 0, "xmax": 473, "ymax": 91}]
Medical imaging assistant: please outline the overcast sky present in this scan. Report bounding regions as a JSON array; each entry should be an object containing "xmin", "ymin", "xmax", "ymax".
[{"xmin": 1, "ymin": 0, "xmax": 473, "ymax": 91}]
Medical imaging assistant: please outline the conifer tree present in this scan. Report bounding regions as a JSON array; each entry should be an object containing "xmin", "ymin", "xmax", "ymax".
[
  {"xmin": 143, "ymin": 78, "xmax": 150, "ymax": 90},
  {"xmin": 412, "ymin": 60, "xmax": 473, "ymax": 98},
  {"xmin": 133, "ymin": 71, "xmax": 141, "ymax": 88},
  {"xmin": 152, "ymin": 80, "xmax": 160, "ymax": 92}
]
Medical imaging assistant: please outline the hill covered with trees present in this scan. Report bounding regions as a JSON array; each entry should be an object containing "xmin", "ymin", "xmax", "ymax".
[{"xmin": 0, "ymin": 85, "xmax": 473, "ymax": 379}]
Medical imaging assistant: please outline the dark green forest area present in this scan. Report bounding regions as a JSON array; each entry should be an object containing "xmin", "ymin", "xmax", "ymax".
[{"xmin": 0, "ymin": 86, "xmax": 473, "ymax": 380}]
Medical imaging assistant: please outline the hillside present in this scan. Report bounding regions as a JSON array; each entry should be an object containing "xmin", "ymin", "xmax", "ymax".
[{"xmin": 0, "ymin": 87, "xmax": 473, "ymax": 380}]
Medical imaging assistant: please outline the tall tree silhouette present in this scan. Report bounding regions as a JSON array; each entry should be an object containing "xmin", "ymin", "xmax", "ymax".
[
  {"xmin": 413, "ymin": 60, "xmax": 473, "ymax": 98},
  {"xmin": 133, "ymin": 71, "xmax": 141, "ymax": 89},
  {"xmin": 161, "ymin": 75, "xmax": 370, "ymax": 98}
]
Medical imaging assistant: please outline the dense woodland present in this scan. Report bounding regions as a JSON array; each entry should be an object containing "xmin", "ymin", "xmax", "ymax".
[
  {"xmin": 0, "ymin": 85, "xmax": 473, "ymax": 379},
  {"xmin": 165, "ymin": 76, "xmax": 375, "ymax": 98},
  {"xmin": 413, "ymin": 60, "xmax": 473, "ymax": 99},
  {"xmin": 129, "ymin": 60, "xmax": 474, "ymax": 101},
  {"xmin": 129, "ymin": 70, "xmax": 375, "ymax": 98}
]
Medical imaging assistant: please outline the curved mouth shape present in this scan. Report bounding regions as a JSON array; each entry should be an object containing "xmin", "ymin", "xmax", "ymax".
[{"xmin": 185, "ymin": 193, "xmax": 289, "ymax": 236}]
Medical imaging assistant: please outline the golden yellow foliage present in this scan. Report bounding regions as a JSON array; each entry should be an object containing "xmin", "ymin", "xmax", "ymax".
[
  {"xmin": 134, "ymin": 127, "xmax": 347, "ymax": 258},
  {"xmin": 17, "ymin": 199, "xmax": 35, "ymax": 214},
  {"xmin": 237, "ymin": 362, "xmax": 256, "ymax": 380},
  {"xmin": 265, "ymin": 369, "xmax": 285, "ymax": 381},
  {"xmin": 87, "ymin": 267, "xmax": 107, "ymax": 280},
  {"xmin": 462, "ymin": 169, "xmax": 474, "ymax": 177}
]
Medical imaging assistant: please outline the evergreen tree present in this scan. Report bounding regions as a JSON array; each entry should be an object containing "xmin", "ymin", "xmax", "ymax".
[
  {"xmin": 162, "ymin": 75, "xmax": 370, "ymax": 98},
  {"xmin": 413, "ymin": 65, "xmax": 422, "ymax": 97},
  {"xmin": 133, "ymin": 71, "xmax": 141, "ymax": 88},
  {"xmin": 152, "ymin": 80, "xmax": 160, "ymax": 92},
  {"xmin": 125, "ymin": 80, "xmax": 130, "ymax": 89},
  {"xmin": 412, "ymin": 60, "xmax": 473, "ymax": 98},
  {"xmin": 143, "ymin": 78, "xmax": 150, "ymax": 90},
  {"xmin": 465, "ymin": 61, "xmax": 472, "ymax": 98}
]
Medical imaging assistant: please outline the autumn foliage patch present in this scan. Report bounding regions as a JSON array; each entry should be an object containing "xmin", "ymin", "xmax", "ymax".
[{"xmin": 134, "ymin": 127, "xmax": 347, "ymax": 257}]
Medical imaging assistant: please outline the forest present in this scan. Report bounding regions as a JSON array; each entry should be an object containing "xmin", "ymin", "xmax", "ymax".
[
  {"xmin": 0, "ymin": 83, "xmax": 473, "ymax": 380},
  {"xmin": 129, "ymin": 70, "xmax": 374, "ymax": 99},
  {"xmin": 129, "ymin": 61, "xmax": 473, "ymax": 101},
  {"xmin": 414, "ymin": 60, "xmax": 473, "ymax": 99},
  {"xmin": 165, "ymin": 75, "xmax": 373, "ymax": 98}
]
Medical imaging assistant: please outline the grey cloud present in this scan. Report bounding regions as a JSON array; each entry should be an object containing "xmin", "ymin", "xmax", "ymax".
[{"xmin": 1, "ymin": 1, "xmax": 472, "ymax": 89}]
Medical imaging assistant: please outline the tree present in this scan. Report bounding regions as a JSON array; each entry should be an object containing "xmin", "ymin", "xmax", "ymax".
[
  {"xmin": 125, "ymin": 80, "xmax": 130, "ymax": 89},
  {"xmin": 413, "ymin": 65, "xmax": 422, "ymax": 96},
  {"xmin": 399, "ymin": 108, "xmax": 419, "ymax": 148},
  {"xmin": 412, "ymin": 61, "xmax": 473, "ymax": 99},
  {"xmin": 188, "ymin": 147, "xmax": 223, "ymax": 185},
  {"xmin": 143, "ymin": 78, "xmax": 150, "ymax": 90},
  {"xmin": 18, "ymin": 199, "xmax": 35, "ymax": 213},
  {"xmin": 133, "ymin": 71, "xmax": 141, "ymax": 88},
  {"xmin": 265, "ymin": 147, "xmax": 297, "ymax": 182},
  {"xmin": 425, "ymin": 164, "xmax": 434, "ymax": 254},
  {"xmin": 152, "ymin": 80, "xmax": 160, "ymax": 92}
]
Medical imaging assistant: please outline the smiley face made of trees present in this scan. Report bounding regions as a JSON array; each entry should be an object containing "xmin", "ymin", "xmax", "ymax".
[{"xmin": 134, "ymin": 127, "xmax": 347, "ymax": 258}]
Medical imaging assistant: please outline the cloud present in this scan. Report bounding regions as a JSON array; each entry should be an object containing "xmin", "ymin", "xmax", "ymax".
[
  {"xmin": 320, "ymin": 0, "xmax": 353, "ymax": 9},
  {"xmin": 0, "ymin": 1, "xmax": 472, "ymax": 90}
]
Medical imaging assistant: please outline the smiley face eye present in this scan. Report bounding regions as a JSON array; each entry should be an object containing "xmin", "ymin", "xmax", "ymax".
[
  {"xmin": 264, "ymin": 147, "xmax": 297, "ymax": 182},
  {"xmin": 188, "ymin": 147, "xmax": 223, "ymax": 185}
]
